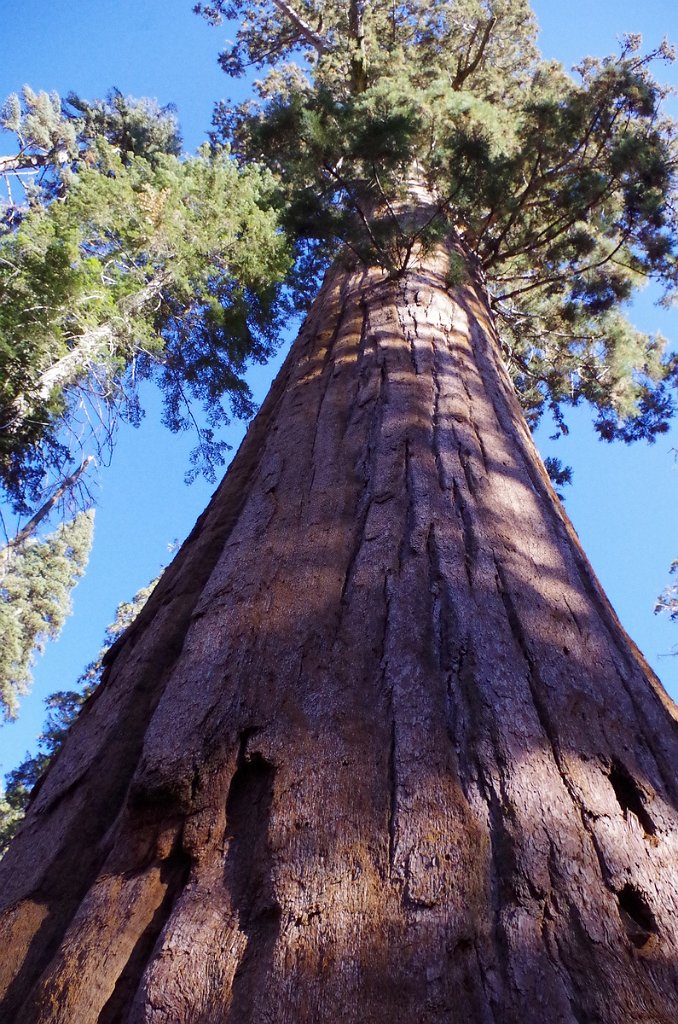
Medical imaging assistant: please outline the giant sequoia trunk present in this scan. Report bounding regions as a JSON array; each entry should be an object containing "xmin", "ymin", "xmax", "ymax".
[{"xmin": 2, "ymin": 241, "xmax": 678, "ymax": 1023}]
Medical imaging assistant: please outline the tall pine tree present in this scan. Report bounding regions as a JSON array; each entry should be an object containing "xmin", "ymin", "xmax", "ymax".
[
  {"xmin": 1, "ymin": 4, "xmax": 678, "ymax": 1021},
  {"xmin": 1, "ymin": 88, "xmax": 290, "ymax": 516}
]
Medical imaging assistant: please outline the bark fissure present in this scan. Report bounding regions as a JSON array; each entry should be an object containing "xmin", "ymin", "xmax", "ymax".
[
  {"xmin": 351, "ymin": 294, "xmax": 371, "ymax": 408},
  {"xmin": 224, "ymin": 734, "xmax": 280, "ymax": 1022},
  {"xmin": 398, "ymin": 435, "xmax": 414, "ymax": 570},
  {"xmin": 493, "ymin": 560, "xmax": 563, "ymax": 765},
  {"xmin": 608, "ymin": 760, "xmax": 657, "ymax": 840},
  {"xmin": 97, "ymin": 842, "xmax": 191, "ymax": 1024},
  {"xmin": 451, "ymin": 477, "xmax": 478, "ymax": 591},
  {"xmin": 459, "ymin": 366, "xmax": 491, "ymax": 480},
  {"xmin": 307, "ymin": 269, "xmax": 359, "ymax": 489},
  {"xmin": 446, "ymin": 636, "xmax": 478, "ymax": 801},
  {"xmin": 425, "ymin": 523, "xmax": 470, "ymax": 767},
  {"xmin": 337, "ymin": 287, "xmax": 395, "ymax": 624},
  {"xmin": 387, "ymin": 706, "xmax": 398, "ymax": 877},
  {"xmin": 616, "ymin": 883, "xmax": 658, "ymax": 949},
  {"xmin": 473, "ymin": 758, "xmax": 515, "ymax": 1008},
  {"xmin": 493, "ymin": 555, "xmax": 616, "ymax": 892},
  {"xmin": 429, "ymin": 325, "xmax": 447, "ymax": 493}
]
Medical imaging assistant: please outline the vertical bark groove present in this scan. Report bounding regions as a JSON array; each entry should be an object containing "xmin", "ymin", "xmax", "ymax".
[
  {"xmin": 97, "ymin": 843, "xmax": 191, "ymax": 1024},
  {"xmin": 224, "ymin": 732, "xmax": 280, "ymax": 1022}
]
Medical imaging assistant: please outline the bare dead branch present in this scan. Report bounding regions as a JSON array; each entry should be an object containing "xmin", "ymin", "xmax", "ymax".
[
  {"xmin": 0, "ymin": 149, "xmax": 69, "ymax": 176},
  {"xmin": 270, "ymin": 0, "xmax": 328, "ymax": 54},
  {"xmin": 0, "ymin": 456, "xmax": 94, "ymax": 565},
  {"xmin": 452, "ymin": 17, "xmax": 497, "ymax": 90}
]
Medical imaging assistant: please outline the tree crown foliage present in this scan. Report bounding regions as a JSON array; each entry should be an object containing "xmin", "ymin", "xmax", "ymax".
[
  {"xmin": 0, "ymin": 88, "xmax": 291, "ymax": 515},
  {"xmin": 1, "ymin": 87, "xmax": 182, "ymax": 217},
  {"xmin": 197, "ymin": 0, "xmax": 678, "ymax": 443}
]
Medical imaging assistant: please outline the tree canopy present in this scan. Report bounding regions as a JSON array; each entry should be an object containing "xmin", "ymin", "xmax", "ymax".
[
  {"xmin": 0, "ymin": 87, "xmax": 290, "ymax": 517},
  {"xmin": 4, "ymin": 5, "xmax": 677, "ymax": 517},
  {"xmin": 198, "ymin": 0, "xmax": 678, "ymax": 444}
]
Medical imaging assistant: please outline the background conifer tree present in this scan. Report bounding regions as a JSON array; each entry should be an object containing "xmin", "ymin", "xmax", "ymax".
[
  {"xmin": 0, "ymin": 509, "xmax": 94, "ymax": 719},
  {"xmin": 0, "ymin": 87, "xmax": 291, "ymax": 517}
]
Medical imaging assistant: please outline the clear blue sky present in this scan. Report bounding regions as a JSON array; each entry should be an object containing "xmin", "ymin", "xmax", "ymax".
[{"xmin": 1, "ymin": 1, "xmax": 677, "ymax": 776}]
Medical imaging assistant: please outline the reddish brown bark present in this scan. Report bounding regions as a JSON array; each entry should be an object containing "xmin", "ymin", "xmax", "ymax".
[{"xmin": 1, "ymin": 242, "xmax": 678, "ymax": 1023}]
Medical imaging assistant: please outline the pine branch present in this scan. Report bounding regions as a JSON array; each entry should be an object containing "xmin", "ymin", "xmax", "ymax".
[
  {"xmin": 483, "ymin": 174, "xmax": 619, "ymax": 271},
  {"xmin": 29, "ymin": 274, "xmax": 167, "ymax": 414},
  {"xmin": 494, "ymin": 233, "xmax": 630, "ymax": 303},
  {"xmin": 321, "ymin": 161, "xmax": 383, "ymax": 259},
  {"xmin": 0, "ymin": 150, "xmax": 69, "ymax": 175},
  {"xmin": 452, "ymin": 17, "xmax": 497, "ymax": 90},
  {"xmin": 0, "ymin": 457, "xmax": 94, "ymax": 563},
  {"xmin": 270, "ymin": 0, "xmax": 328, "ymax": 54}
]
